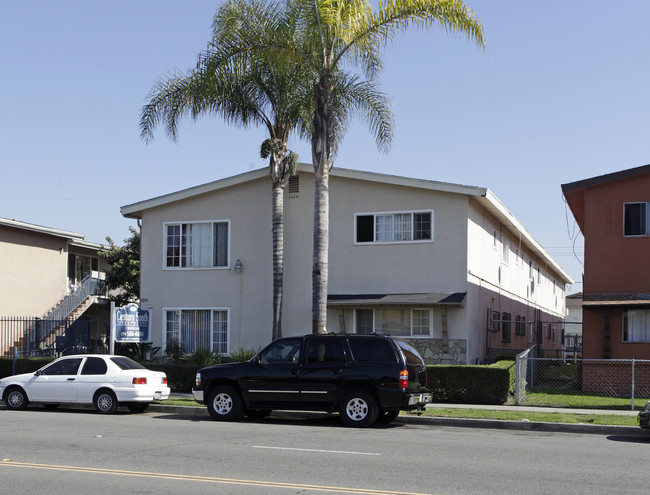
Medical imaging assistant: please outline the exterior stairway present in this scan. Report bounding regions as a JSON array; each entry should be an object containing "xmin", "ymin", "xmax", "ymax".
[{"xmin": 9, "ymin": 272, "xmax": 106, "ymax": 357}]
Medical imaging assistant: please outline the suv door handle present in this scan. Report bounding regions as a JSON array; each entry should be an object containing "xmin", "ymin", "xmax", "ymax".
[
  {"xmin": 331, "ymin": 369, "xmax": 342, "ymax": 375},
  {"xmin": 67, "ymin": 378, "xmax": 76, "ymax": 381},
  {"xmin": 289, "ymin": 369, "xmax": 299, "ymax": 375}
]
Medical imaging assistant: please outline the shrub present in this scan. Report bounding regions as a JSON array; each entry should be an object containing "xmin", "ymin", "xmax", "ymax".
[
  {"xmin": 165, "ymin": 339, "xmax": 186, "ymax": 364},
  {"xmin": 229, "ymin": 347, "xmax": 257, "ymax": 362},
  {"xmin": 426, "ymin": 365, "xmax": 510, "ymax": 405},
  {"xmin": 189, "ymin": 348, "xmax": 222, "ymax": 367}
]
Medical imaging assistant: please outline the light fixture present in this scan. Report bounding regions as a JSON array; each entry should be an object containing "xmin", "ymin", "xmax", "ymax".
[{"xmin": 234, "ymin": 259, "xmax": 243, "ymax": 273}]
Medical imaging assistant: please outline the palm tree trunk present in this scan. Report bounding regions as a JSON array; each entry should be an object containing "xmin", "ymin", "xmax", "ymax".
[
  {"xmin": 311, "ymin": 76, "xmax": 333, "ymax": 334},
  {"xmin": 271, "ymin": 179, "xmax": 284, "ymax": 340}
]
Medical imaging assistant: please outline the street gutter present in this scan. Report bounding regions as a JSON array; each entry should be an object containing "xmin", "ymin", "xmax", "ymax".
[{"xmin": 149, "ymin": 403, "xmax": 647, "ymax": 437}]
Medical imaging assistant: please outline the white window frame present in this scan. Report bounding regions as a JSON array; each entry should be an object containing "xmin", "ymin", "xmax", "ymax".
[
  {"xmin": 353, "ymin": 308, "xmax": 433, "ymax": 337},
  {"xmin": 163, "ymin": 220, "xmax": 230, "ymax": 270},
  {"xmin": 163, "ymin": 307, "xmax": 231, "ymax": 355},
  {"xmin": 354, "ymin": 210, "xmax": 434, "ymax": 245},
  {"xmin": 623, "ymin": 202, "xmax": 649, "ymax": 237}
]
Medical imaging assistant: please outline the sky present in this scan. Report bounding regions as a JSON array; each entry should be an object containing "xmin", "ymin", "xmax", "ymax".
[{"xmin": 2, "ymin": 0, "xmax": 649, "ymax": 294}]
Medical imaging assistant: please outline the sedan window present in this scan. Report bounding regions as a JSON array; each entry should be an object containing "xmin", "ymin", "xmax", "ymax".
[
  {"xmin": 81, "ymin": 357, "xmax": 108, "ymax": 375},
  {"xmin": 110, "ymin": 356, "xmax": 147, "ymax": 370},
  {"xmin": 41, "ymin": 358, "xmax": 83, "ymax": 376}
]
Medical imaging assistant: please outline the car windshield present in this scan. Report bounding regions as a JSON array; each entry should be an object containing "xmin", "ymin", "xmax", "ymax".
[{"xmin": 110, "ymin": 356, "xmax": 147, "ymax": 370}]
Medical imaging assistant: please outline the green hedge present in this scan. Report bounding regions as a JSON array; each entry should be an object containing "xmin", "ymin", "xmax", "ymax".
[
  {"xmin": 426, "ymin": 364, "xmax": 510, "ymax": 405},
  {"xmin": 0, "ymin": 358, "xmax": 56, "ymax": 379},
  {"xmin": 145, "ymin": 363, "xmax": 201, "ymax": 393}
]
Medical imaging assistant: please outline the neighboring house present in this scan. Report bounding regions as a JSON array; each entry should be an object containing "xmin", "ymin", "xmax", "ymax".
[
  {"xmin": 0, "ymin": 217, "xmax": 110, "ymax": 357},
  {"xmin": 121, "ymin": 165, "xmax": 572, "ymax": 365},
  {"xmin": 565, "ymin": 292, "xmax": 583, "ymax": 356},
  {"xmin": 562, "ymin": 164, "xmax": 650, "ymax": 361}
]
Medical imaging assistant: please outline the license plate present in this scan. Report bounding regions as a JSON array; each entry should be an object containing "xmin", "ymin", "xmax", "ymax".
[{"xmin": 154, "ymin": 392, "xmax": 162, "ymax": 400}]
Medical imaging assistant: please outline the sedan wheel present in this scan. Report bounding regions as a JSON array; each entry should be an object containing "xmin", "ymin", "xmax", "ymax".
[
  {"xmin": 94, "ymin": 390, "xmax": 118, "ymax": 414},
  {"xmin": 206, "ymin": 386, "xmax": 243, "ymax": 421},
  {"xmin": 5, "ymin": 387, "xmax": 29, "ymax": 410},
  {"xmin": 339, "ymin": 390, "xmax": 378, "ymax": 427}
]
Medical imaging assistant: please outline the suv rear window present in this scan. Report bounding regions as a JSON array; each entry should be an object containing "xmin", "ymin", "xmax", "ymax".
[
  {"xmin": 396, "ymin": 340, "xmax": 425, "ymax": 365},
  {"xmin": 348, "ymin": 338, "xmax": 398, "ymax": 363}
]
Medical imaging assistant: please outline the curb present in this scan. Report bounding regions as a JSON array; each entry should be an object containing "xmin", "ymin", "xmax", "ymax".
[{"xmin": 150, "ymin": 404, "xmax": 647, "ymax": 436}]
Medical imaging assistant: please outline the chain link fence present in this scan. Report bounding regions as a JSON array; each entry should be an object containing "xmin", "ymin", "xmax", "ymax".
[{"xmin": 516, "ymin": 349, "xmax": 650, "ymax": 410}]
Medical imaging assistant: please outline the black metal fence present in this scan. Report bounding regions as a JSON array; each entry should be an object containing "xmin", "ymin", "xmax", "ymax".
[{"xmin": 0, "ymin": 316, "xmax": 109, "ymax": 358}]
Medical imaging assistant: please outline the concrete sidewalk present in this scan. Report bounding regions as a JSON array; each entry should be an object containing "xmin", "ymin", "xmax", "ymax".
[{"xmin": 154, "ymin": 395, "xmax": 647, "ymax": 437}]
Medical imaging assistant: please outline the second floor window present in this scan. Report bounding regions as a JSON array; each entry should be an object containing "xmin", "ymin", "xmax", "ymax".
[
  {"xmin": 356, "ymin": 211, "xmax": 432, "ymax": 244},
  {"xmin": 165, "ymin": 221, "xmax": 229, "ymax": 268},
  {"xmin": 624, "ymin": 202, "xmax": 648, "ymax": 236}
]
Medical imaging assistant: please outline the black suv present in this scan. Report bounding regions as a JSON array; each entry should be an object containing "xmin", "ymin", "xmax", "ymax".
[{"xmin": 192, "ymin": 333, "xmax": 431, "ymax": 427}]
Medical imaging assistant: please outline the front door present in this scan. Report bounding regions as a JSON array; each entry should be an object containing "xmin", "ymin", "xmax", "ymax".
[
  {"xmin": 28, "ymin": 357, "xmax": 82, "ymax": 402},
  {"xmin": 242, "ymin": 338, "xmax": 302, "ymax": 407}
]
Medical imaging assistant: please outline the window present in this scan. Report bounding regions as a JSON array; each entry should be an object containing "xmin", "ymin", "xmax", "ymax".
[
  {"xmin": 354, "ymin": 308, "xmax": 433, "ymax": 337},
  {"xmin": 515, "ymin": 315, "xmax": 526, "ymax": 336},
  {"xmin": 165, "ymin": 221, "xmax": 229, "ymax": 268},
  {"xmin": 502, "ymin": 313, "xmax": 511, "ymax": 343},
  {"xmin": 164, "ymin": 308, "xmax": 229, "ymax": 354},
  {"xmin": 348, "ymin": 338, "xmax": 397, "ymax": 363},
  {"xmin": 259, "ymin": 338, "xmax": 301, "ymax": 365},
  {"xmin": 355, "ymin": 211, "xmax": 432, "ymax": 243},
  {"xmin": 502, "ymin": 236, "xmax": 510, "ymax": 265},
  {"xmin": 624, "ymin": 202, "xmax": 648, "ymax": 236},
  {"xmin": 623, "ymin": 309, "xmax": 650, "ymax": 342},
  {"xmin": 81, "ymin": 357, "xmax": 108, "ymax": 375},
  {"xmin": 306, "ymin": 337, "xmax": 345, "ymax": 364},
  {"xmin": 42, "ymin": 358, "xmax": 82, "ymax": 376}
]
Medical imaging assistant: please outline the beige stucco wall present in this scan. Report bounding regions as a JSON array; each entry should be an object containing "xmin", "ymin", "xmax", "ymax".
[
  {"xmin": 0, "ymin": 226, "xmax": 68, "ymax": 316},
  {"xmin": 139, "ymin": 177, "xmax": 277, "ymax": 352},
  {"xmin": 135, "ymin": 168, "xmax": 569, "ymax": 364}
]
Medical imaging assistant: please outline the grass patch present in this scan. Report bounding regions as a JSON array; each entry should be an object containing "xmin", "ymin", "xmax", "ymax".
[
  {"xmin": 418, "ymin": 408, "xmax": 638, "ymax": 426},
  {"xmin": 519, "ymin": 391, "xmax": 647, "ymax": 410}
]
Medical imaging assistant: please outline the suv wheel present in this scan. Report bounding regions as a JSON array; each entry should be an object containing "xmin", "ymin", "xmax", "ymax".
[
  {"xmin": 206, "ymin": 385, "xmax": 243, "ymax": 421},
  {"xmin": 339, "ymin": 390, "xmax": 378, "ymax": 427}
]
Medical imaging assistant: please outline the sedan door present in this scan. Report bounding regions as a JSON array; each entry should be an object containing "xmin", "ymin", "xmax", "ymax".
[
  {"xmin": 242, "ymin": 338, "xmax": 302, "ymax": 407},
  {"xmin": 28, "ymin": 357, "xmax": 83, "ymax": 402}
]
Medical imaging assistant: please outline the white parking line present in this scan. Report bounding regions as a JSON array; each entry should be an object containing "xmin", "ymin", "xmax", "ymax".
[{"xmin": 252, "ymin": 445, "xmax": 381, "ymax": 456}]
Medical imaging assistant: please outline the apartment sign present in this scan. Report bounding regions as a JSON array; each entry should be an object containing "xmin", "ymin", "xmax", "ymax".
[{"xmin": 114, "ymin": 303, "xmax": 150, "ymax": 343}]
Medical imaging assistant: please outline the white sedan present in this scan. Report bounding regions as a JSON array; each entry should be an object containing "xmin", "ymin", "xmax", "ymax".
[{"xmin": 0, "ymin": 354, "xmax": 170, "ymax": 414}]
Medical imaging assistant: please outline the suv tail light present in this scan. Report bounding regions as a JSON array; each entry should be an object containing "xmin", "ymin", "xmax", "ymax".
[
  {"xmin": 162, "ymin": 377, "xmax": 168, "ymax": 385},
  {"xmin": 132, "ymin": 377, "xmax": 147, "ymax": 385},
  {"xmin": 399, "ymin": 370, "xmax": 409, "ymax": 389}
]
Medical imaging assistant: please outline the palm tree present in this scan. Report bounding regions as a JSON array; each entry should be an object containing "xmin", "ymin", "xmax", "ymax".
[
  {"xmin": 140, "ymin": 0, "xmax": 312, "ymax": 341},
  {"xmin": 139, "ymin": 0, "xmax": 394, "ymax": 341},
  {"xmin": 281, "ymin": 0, "xmax": 485, "ymax": 333}
]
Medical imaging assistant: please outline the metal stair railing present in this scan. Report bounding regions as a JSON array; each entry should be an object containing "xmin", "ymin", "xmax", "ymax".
[
  {"xmin": 43, "ymin": 272, "xmax": 105, "ymax": 323},
  {"xmin": 24, "ymin": 273, "xmax": 107, "ymax": 350}
]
